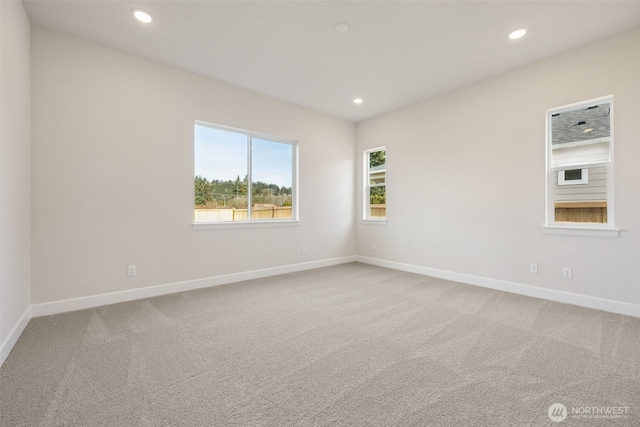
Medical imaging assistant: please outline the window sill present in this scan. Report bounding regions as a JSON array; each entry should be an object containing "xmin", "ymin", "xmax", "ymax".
[
  {"xmin": 361, "ymin": 218, "xmax": 387, "ymax": 225},
  {"xmin": 193, "ymin": 220, "xmax": 300, "ymax": 230},
  {"xmin": 543, "ymin": 226, "xmax": 619, "ymax": 238}
]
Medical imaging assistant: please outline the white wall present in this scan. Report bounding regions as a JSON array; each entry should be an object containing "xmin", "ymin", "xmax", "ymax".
[
  {"xmin": 0, "ymin": 0, "xmax": 32, "ymax": 362},
  {"xmin": 31, "ymin": 27, "xmax": 356, "ymax": 304},
  {"xmin": 357, "ymin": 29, "xmax": 640, "ymax": 311}
]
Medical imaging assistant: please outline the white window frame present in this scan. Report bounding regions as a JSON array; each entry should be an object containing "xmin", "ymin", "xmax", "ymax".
[
  {"xmin": 558, "ymin": 168, "xmax": 588, "ymax": 186},
  {"xmin": 193, "ymin": 121, "xmax": 299, "ymax": 230},
  {"xmin": 544, "ymin": 95, "xmax": 618, "ymax": 237},
  {"xmin": 363, "ymin": 146, "xmax": 387, "ymax": 223}
]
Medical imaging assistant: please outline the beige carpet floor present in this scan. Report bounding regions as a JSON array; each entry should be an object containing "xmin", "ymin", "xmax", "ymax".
[{"xmin": 1, "ymin": 262, "xmax": 639, "ymax": 426}]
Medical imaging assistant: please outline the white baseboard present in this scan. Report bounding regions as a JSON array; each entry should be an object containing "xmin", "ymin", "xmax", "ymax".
[
  {"xmin": 357, "ymin": 256, "xmax": 640, "ymax": 318},
  {"xmin": 31, "ymin": 256, "xmax": 357, "ymax": 318},
  {"xmin": 0, "ymin": 305, "xmax": 32, "ymax": 366}
]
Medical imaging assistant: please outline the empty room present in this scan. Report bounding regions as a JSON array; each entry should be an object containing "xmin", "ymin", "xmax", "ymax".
[{"xmin": 1, "ymin": 1, "xmax": 639, "ymax": 425}]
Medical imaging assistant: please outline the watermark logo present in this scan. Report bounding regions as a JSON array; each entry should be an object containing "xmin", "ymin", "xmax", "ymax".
[
  {"xmin": 548, "ymin": 403, "xmax": 567, "ymax": 422},
  {"xmin": 547, "ymin": 403, "xmax": 631, "ymax": 422}
]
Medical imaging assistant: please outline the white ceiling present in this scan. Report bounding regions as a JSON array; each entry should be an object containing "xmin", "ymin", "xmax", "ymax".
[{"xmin": 23, "ymin": 1, "xmax": 640, "ymax": 122}]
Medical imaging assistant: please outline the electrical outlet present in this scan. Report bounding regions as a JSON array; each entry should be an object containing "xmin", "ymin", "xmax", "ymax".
[
  {"xmin": 530, "ymin": 263, "xmax": 538, "ymax": 274},
  {"xmin": 372, "ymin": 243, "xmax": 377, "ymax": 251},
  {"xmin": 301, "ymin": 246, "xmax": 307, "ymax": 255},
  {"xmin": 128, "ymin": 265, "xmax": 137, "ymax": 277},
  {"xmin": 563, "ymin": 267, "xmax": 573, "ymax": 279}
]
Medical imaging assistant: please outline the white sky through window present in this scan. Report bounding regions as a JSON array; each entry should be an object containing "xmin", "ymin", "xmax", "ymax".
[{"xmin": 195, "ymin": 125, "xmax": 292, "ymax": 188}]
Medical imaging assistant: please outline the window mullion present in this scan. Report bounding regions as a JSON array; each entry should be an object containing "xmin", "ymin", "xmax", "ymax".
[{"xmin": 247, "ymin": 135, "xmax": 252, "ymax": 220}]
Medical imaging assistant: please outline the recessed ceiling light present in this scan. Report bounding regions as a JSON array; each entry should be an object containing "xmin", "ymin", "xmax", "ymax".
[
  {"xmin": 353, "ymin": 98, "xmax": 363, "ymax": 105},
  {"xmin": 508, "ymin": 28, "xmax": 527, "ymax": 40},
  {"xmin": 335, "ymin": 22, "xmax": 350, "ymax": 33},
  {"xmin": 132, "ymin": 8, "xmax": 153, "ymax": 23}
]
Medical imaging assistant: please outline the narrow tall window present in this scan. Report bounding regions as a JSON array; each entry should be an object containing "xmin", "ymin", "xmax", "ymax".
[
  {"xmin": 546, "ymin": 96, "xmax": 614, "ymax": 230},
  {"xmin": 194, "ymin": 122, "xmax": 296, "ymax": 223},
  {"xmin": 364, "ymin": 147, "xmax": 386, "ymax": 220}
]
